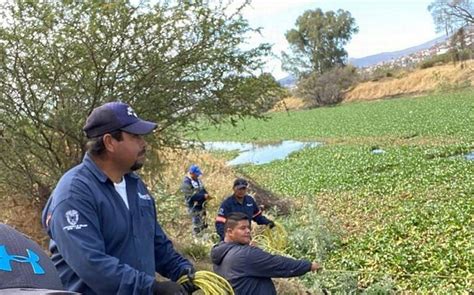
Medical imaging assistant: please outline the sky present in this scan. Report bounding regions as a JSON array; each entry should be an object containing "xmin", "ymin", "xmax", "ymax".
[{"xmin": 239, "ymin": 0, "xmax": 440, "ymax": 79}]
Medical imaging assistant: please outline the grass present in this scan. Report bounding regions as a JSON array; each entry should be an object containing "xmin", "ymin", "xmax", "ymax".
[
  {"xmin": 193, "ymin": 89, "xmax": 474, "ymax": 293},
  {"xmin": 196, "ymin": 89, "xmax": 473, "ymax": 143}
]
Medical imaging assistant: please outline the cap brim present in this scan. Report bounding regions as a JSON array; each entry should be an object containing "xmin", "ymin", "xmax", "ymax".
[
  {"xmin": 121, "ymin": 120, "xmax": 157, "ymax": 135},
  {"xmin": 235, "ymin": 184, "xmax": 248, "ymax": 189}
]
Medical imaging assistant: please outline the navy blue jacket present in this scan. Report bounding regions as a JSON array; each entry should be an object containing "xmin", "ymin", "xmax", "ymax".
[
  {"xmin": 215, "ymin": 195, "xmax": 271, "ymax": 240},
  {"xmin": 211, "ymin": 242, "xmax": 311, "ymax": 295},
  {"xmin": 180, "ymin": 175, "xmax": 208, "ymax": 210},
  {"xmin": 41, "ymin": 153, "xmax": 191, "ymax": 295}
]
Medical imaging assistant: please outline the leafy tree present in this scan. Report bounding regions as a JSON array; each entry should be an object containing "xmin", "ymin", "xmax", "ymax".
[
  {"xmin": 296, "ymin": 66, "xmax": 358, "ymax": 107},
  {"xmin": 281, "ymin": 8, "xmax": 358, "ymax": 78},
  {"xmin": 428, "ymin": 0, "xmax": 474, "ymax": 35},
  {"xmin": 0, "ymin": 0, "xmax": 281, "ymax": 200}
]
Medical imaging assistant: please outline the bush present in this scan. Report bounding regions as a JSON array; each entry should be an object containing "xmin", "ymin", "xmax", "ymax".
[
  {"xmin": 296, "ymin": 66, "xmax": 358, "ymax": 107},
  {"xmin": 418, "ymin": 53, "xmax": 449, "ymax": 69}
]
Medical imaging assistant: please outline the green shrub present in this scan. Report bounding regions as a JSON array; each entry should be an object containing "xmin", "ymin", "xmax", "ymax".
[{"xmin": 296, "ymin": 66, "xmax": 359, "ymax": 107}]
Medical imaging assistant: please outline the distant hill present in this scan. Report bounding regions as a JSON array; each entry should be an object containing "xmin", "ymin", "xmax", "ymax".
[
  {"xmin": 348, "ymin": 35, "xmax": 449, "ymax": 68},
  {"xmin": 278, "ymin": 34, "xmax": 451, "ymax": 87},
  {"xmin": 277, "ymin": 74, "xmax": 297, "ymax": 88}
]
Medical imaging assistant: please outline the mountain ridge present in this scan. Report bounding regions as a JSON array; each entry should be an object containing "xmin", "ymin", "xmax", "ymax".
[
  {"xmin": 277, "ymin": 34, "xmax": 450, "ymax": 87},
  {"xmin": 348, "ymin": 35, "xmax": 449, "ymax": 68}
]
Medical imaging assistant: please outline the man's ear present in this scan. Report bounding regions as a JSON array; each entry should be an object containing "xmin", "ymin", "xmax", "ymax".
[
  {"xmin": 225, "ymin": 227, "xmax": 233, "ymax": 237},
  {"xmin": 102, "ymin": 134, "xmax": 116, "ymax": 153}
]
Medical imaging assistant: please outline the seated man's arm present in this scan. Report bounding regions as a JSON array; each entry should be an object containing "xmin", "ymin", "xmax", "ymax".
[{"xmin": 240, "ymin": 246, "xmax": 312, "ymax": 278}]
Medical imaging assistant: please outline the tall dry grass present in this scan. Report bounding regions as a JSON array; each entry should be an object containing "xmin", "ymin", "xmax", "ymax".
[
  {"xmin": 270, "ymin": 96, "xmax": 307, "ymax": 112},
  {"xmin": 0, "ymin": 193, "xmax": 48, "ymax": 248},
  {"xmin": 344, "ymin": 60, "xmax": 474, "ymax": 101}
]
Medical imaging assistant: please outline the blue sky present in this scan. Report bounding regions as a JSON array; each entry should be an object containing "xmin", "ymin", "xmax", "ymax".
[{"xmin": 240, "ymin": 0, "xmax": 441, "ymax": 79}]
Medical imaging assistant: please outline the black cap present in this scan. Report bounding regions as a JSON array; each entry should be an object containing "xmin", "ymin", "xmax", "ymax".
[
  {"xmin": 83, "ymin": 102, "xmax": 157, "ymax": 138},
  {"xmin": 233, "ymin": 178, "xmax": 248, "ymax": 189},
  {"xmin": 0, "ymin": 224, "xmax": 70, "ymax": 293}
]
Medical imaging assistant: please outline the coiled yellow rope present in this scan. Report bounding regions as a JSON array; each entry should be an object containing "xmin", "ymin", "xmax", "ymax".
[
  {"xmin": 178, "ymin": 270, "xmax": 234, "ymax": 295},
  {"xmin": 253, "ymin": 221, "xmax": 288, "ymax": 255}
]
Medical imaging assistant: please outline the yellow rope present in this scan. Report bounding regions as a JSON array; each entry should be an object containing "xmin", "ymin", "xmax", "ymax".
[
  {"xmin": 178, "ymin": 270, "xmax": 234, "ymax": 295},
  {"xmin": 253, "ymin": 221, "xmax": 288, "ymax": 254}
]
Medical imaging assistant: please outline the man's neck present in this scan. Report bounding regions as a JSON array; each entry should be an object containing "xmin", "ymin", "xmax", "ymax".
[
  {"xmin": 233, "ymin": 195, "xmax": 244, "ymax": 204},
  {"xmin": 224, "ymin": 237, "xmax": 246, "ymax": 245},
  {"xmin": 91, "ymin": 154, "xmax": 125, "ymax": 183}
]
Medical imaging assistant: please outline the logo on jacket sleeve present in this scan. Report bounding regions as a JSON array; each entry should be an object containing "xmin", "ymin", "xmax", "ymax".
[
  {"xmin": 63, "ymin": 210, "xmax": 88, "ymax": 231},
  {"xmin": 138, "ymin": 192, "xmax": 152, "ymax": 200},
  {"xmin": 246, "ymin": 203, "xmax": 253, "ymax": 207}
]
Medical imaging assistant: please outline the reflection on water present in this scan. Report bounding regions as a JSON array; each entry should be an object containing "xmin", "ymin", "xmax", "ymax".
[
  {"xmin": 204, "ymin": 140, "xmax": 322, "ymax": 165},
  {"xmin": 466, "ymin": 151, "xmax": 474, "ymax": 161},
  {"xmin": 371, "ymin": 149, "xmax": 386, "ymax": 154}
]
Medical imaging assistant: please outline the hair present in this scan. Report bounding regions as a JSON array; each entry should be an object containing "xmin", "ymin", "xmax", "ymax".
[
  {"xmin": 224, "ymin": 212, "xmax": 250, "ymax": 233},
  {"xmin": 86, "ymin": 130, "xmax": 123, "ymax": 156}
]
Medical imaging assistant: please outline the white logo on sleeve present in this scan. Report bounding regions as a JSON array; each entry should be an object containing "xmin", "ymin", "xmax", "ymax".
[
  {"xmin": 138, "ymin": 192, "xmax": 152, "ymax": 200},
  {"xmin": 66, "ymin": 210, "xmax": 78, "ymax": 225},
  {"xmin": 246, "ymin": 203, "xmax": 253, "ymax": 207},
  {"xmin": 63, "ymin": 210, "xmax": 88, "ymax": 231}
]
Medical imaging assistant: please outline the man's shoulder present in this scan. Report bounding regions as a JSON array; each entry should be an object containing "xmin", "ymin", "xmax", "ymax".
[
  {"xmin": 181, "ymin": 175, "xmax": 192, "ymax": 184},
  {"xmin": 221, "ymin": 195, "xmax": 235, "ymax": 205},
  {"xmin": 224, "ymin": 243, "xmax": 267, "ymax": 263},
  {"xmin": 53, "ymin": 163, "xmax": 98, "ymax": 200},
  {"xmin": 244, "ymin": 194, "xmax": 256, "ymax": 201}
]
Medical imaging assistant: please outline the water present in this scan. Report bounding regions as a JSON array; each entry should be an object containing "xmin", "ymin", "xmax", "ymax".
[
  {"xmin": 466, "ymin": 151, "xmax": 474, "ymax": 161},
  {"xmin": 371, "ymin": 149, "xmax": 386, "ymax": 154},
  {"xmin": 204, "ymin": 140, "xmax": 322, "ymax": 165}
]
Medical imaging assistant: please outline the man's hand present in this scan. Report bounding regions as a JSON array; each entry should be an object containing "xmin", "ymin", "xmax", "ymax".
[
  {"xmin": 310, "ymin": 262, "xmax": 322, "ymax": 272},
  {"xmin": 267, "ymin": 220, "xmax": 276, "ymax": 229},
  {"xmin": 204, "ymin": 193, "xmax": 212, "ymax": 200},
  {"xmin": 152, "ymin": 281, "xmax": 187, "ymax": 295},
  {"xmin": 179, "ymin": 265, "xmax": 199, "ymax": 294}
]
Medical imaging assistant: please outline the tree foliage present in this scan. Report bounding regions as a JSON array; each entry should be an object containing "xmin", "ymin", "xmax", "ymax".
[
  {"xmin": 296, "ymin": 66, "xmax": 358, "ymax": 107},
  {"xmin": 281, "ymin": 8, "xmax": 358, "ymax": 78},
  {"xmin": 428, "ymin": 0, "xmax": 474, "ymax": 35},
  {"xmin": 0, "ymin": 0, "xmax": 282, "ymax": 199}
]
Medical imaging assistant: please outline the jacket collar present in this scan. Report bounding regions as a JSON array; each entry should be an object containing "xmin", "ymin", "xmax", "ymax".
[
  {"xmin": 83, "ymin": 152, "xmax": 139, "ymax": 183},
  {"xmin": 231, "ymin": 194, "xmax": 248, "ymax": 205}
]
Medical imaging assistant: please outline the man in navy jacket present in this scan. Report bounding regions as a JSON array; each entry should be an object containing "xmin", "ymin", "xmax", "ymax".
[
  {"xmin": 42, "ymin": 102, "xmax": 196, "ymax": 295},
  {"xmin": 211, "ymin": 212, "xmax": 321, "ymax": 295},
  {"xmin": 215, "ymin": 178, "xmax": 274, "ymax": 241}
]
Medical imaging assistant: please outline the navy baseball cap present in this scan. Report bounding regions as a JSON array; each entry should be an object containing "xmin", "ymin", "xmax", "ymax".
[
  {"xmin": 233, "ymin": 178, "xmax": 248, "ymax": 189},
  {"xmin": 83, "ymin": 102, "xmax": 157, "ymax": 138},
  {"xmin": 0, "ymin": 224, "xmax": 78, "ymax": 294},
  {"xmin": 188, "ymin": 164, "xmax": 202, "ymax": 176}
]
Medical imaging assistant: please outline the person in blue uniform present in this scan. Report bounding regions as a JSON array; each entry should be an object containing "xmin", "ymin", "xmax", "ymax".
[
  {"xmin": 180, "ymin": 164, "xmax": 211, "ymax": 235},
  {"xmin": 215, "ymin": 178, "xmax": 274, "ymax": 241},
  {"xmin": 42, "ymin": 102, "xmax": 197, "ymax": 295},
  {"xmin": 211, "ymin": 212, "xmax": 321, "ymax": 295}
]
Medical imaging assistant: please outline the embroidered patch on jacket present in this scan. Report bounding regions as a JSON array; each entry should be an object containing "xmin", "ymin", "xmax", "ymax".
[
  {"xmin": 138, "ymin": 192, "xmax": 152, "ymax": 200},
  {"xmin": 63, "ymin": 210, "xmax": 88, "ymax": 231}
]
